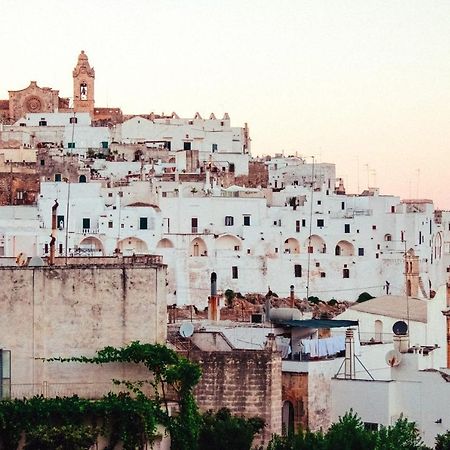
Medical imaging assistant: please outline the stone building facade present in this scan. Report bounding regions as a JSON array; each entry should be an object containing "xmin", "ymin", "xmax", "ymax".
[
  {"xmin": 191, "ymin": 342, "xmax": 282, "ymax": 446},
  {"xmin": 0, "ymin": 257, "xmax": 167, "ymax": 399}
]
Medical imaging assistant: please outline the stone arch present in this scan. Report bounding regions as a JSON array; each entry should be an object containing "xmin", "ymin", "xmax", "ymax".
[
  {"xmin": 305, "ymin": 235, "xmax": 326, "ymax": 254},
  {"xmin": 156, "ymin": 238, "xmax": 174, "ymax": 249},
  {"xmin": 78, "ymin": 236, "xmax": 104, "ymax": 255},
  {"xmin": 335, "ymin": 240, "xmax": 354, "ymax": 256},
  {"xmin": 190, "ymin": 237, "xmax": 207, "ymax": 257},
  {"xmin": 216, "ymin": 234, "xmax": 241, "ymax": 251},
  {"xmin": 284, "ymin": 238, "xmax": 300, "ymax": 254},
  {"xmin": 117, "ymin": 237, "xmax": 148, "ymax": 255}
]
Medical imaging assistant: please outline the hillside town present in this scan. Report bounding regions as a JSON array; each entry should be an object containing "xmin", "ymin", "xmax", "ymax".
[{"xmin": 0, "ymin": 51, "xmax": 449, "ymax": 449}]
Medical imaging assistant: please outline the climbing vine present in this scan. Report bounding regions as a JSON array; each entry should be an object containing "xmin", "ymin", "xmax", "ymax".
[{"xmin": 0, "ymin": 342, "xmax": 202, "ymax": 450}]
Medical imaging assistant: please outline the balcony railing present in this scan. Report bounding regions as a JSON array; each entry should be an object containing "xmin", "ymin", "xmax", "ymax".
[{"xmin": 7, "ymin": 381, "xmax": 155, "ymax": 400}]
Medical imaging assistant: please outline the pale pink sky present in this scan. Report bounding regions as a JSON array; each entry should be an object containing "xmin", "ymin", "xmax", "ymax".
[{"xmin": 2, "ymin": 1, "xmax": 450, "ymax": 207}]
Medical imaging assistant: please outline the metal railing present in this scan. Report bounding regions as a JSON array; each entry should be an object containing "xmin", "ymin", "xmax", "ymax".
[{"xmin": 7, "ymin": 381, "xmax": 155, "ymax": 400}]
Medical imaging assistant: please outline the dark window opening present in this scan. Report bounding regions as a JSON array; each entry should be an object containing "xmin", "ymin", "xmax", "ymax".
[
  {"xmin": 232, "ymin": 266, "xmax": 239, "ymax": 279},
  {"xmin": 294, "ymin": 264, "xmax": 302, "ymax": 277},
  {"xmin": 344, "ymin": 224, "xmax": 350, "ymax": 233},
  {"xmin": 343, "ymin": 268, "xmax": 350, "ymax": 278},
  {"xmin": 139, "ymin": 217, "xmax": 148, "ymax": 230},
  {"xmin": 225, "ymin": 216, "xmax": 234, "ymax": 226}
]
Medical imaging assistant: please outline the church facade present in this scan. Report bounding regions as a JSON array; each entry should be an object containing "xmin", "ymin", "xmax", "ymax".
[{"xmin": 0, "ymin": 51, "xmax": 122, "ymax": 125}]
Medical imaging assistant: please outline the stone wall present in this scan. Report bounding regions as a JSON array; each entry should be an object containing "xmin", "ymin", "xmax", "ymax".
[
  {"xmin": 282, "ymin": 372, "xmax": 308, "ymax": 431},
  {"xmin": 0, "ymin": 263, "xmax": 167, "ymax": 397},
  {"xmin": 0, "ymin": 168, "xmax": 40, "ymax": 205},
  {"xmin": 192, "ymin": 347, "xmax": 282, "ymax": 447}
]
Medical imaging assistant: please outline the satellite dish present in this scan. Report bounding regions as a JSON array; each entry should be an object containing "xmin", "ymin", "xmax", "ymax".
[
  {"xmin": 15, "ymin": 253, "xmax": 28, "ymax": 267},
  {"xmin": 28, "ymin": 256, "xmax": 45, "ymax": 267},
  {"xmin": 385, "ymin": 349, "xmax": 403, "ymax": 367},
  {"xmin": 393, "ymin": 321, "xmax": 408, "ymax": 336},
  {"xmin": 179, "ymin": 322, "xmax": 194, "ymax": 338}
]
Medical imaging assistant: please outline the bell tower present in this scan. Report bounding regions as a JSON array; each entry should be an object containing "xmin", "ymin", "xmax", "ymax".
[{"xmin": 73, "ymin": 50, "xmax": 95, "ymax": 116}]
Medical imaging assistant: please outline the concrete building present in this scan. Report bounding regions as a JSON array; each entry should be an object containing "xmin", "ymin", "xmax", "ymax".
[{"xmin": 0, "ymin": 256, "xmax": 167, "ymax": 400}]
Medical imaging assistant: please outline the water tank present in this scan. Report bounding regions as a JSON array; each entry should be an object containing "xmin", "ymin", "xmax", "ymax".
[{"xmin": 269, "ymin": 307, "xmax": 302, "ymax": 322}]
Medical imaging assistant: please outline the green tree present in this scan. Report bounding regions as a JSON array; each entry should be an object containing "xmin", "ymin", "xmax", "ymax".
[
  {"xmin": 357, "ymin": 292, "xmax": 374, "ymax": 303},
  {"xmin": 267, "ymin": 428, "xmax": 326, "ymax": 450},
  {"xmin": 324, "ymin": 411, "xmax": 375, "ymax": 450},
  {"xmin": 436, "ymin": 431, "xmax": 450, "ymax": 450},
  {"xmin": 375, "ymin": 416, "xmax": 428, "ymax": 450},
  {"xmin": 24, "ymin": 424, "xmax": 97, "ymax": 450},
  {"xmin": 198, "ymin": 408, "xmax": 264, "ymax": 450}
]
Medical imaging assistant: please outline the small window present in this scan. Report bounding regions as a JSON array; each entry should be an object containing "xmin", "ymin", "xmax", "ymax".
[
  {"xmin": 16, "ymin": 191, "xmax": 23, "ymax": 200},
  {"xmin": 234, "ymin": 245, "xmax": 240, "ymax": 251},
  {"xmin": 341, "ymin": 202, "xmax": 345, "ymax": 210},
  {"xmin": 191, "ymin": 217, "xmax": 198, "ymax": 233},
  {"xmin": 372, "ymin": 225, "xmax": 377, "ymax": 230},
  {"xmin": 57, "ymin": 215, "xmax": 64, "ymax": 229},
  {"xmin": 247, "ymin": 249, "xmax": 251, "ymax": 254},
  {"xmin": 69, "ymin": 117, "xmax": 78, "ymax": 124},
  {"xmin": 317, "ymin": 219, "xmax": 324, "ymax": 227},
  {"xmin": 44, "ymin": 243, "xmax": 49, "ymax": 253},
  {"xmin": 376, "ymin": 253, "xmax": 379, "ymax": 259},
  {"xmin": 139, "ymin": 217, "xmax": 148, "ymax": 230},
  {"xmin": 40, "ymin": 159, "xmax": 45, "ymax": 166},
  {"xmin": 68, "ymin": 142, "xmax": 75, "ymax": 149},
  {"xmin": 232, "ymin": 266, "xmax": 239, "ymax": 279},
  {"xmin": 275, "ymin": 248, "xmax": 279, "ymax": 253},
  {"xmin": 296, "ymin": 220, "xmax": 300, "ymax": 232},
  {"xmin": 108, "ymin": 221, "xmax": 113, "ymax": 229},
  {"xmin": 302, "ymin": 219, "xmax": 306, "ymax": 227},
  {"xmin": 315, "ymin": 262, "xmax": 320, "ymax": 267},
  {"xmin": 38, "ymin": 120, "xmax": 47, "ymax": 126},
  {"xmin": 294, "ymin": 264, "xmax": 302, "ymax": 277},
  {"xmin": 358, "ymin": 248, "xmax": 364, "ymax": 256},
  {"xmin": 343, "ymin": 268, "xmax": 350, "ymax": 278},
  {"xmin": 212, "ymin": 143, "xmax": 218, "ymax": 152},
  {"xmin": 344, "ymin": 224, "xmax": 350, "ymax": 233},
  {"xmin": 82, "ymin": 218, "xmax": 91, "ymax": 230},
  {"xmin": 79, "ymin": 175, "xmax": 86, "ymax": 183},
  {"xmin": 183, "ymin": 142, "xmax": 192, "ymax": 150},
  {"xmin": 225, "ymin": 216, "xmax": 234, "ymax": 226},
  {"xmin": 320, "ymin": 272, "xmax": 326, "ymax": 278},
  {"xmin": 243, "ymin": 215, "xmax": 251, "ymax": 226},
  {"xmin": 54, "ymin": 173, "xmax": 62, "ymax": 182},
  {"xmin": 118, "ymin": 191, "xmax": 123, "ymax": 198},
  {"xmin": 58, "ymin": 243, "xmax": 63, "ymax": 254},
  {"xmin": 364, "ymin": 423, "xmax": 379, "ymax": 432},
  {"xmin": 391, "ymin": 206, "xmax": 395, "ymax": 213},
  {"xmin": 317, "ymin": 200, "xmax": 322, "ymax": 205}
]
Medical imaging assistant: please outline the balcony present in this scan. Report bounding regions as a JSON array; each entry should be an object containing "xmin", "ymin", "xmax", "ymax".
[{"xmin": 7, "ymin": 381, "xmax": 154, "ymax": 400}]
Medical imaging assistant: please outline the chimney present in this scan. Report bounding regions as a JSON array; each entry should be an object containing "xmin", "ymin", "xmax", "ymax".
[
  {"xmin": 49, "ymin": 200, "xmax": 59, "ymax": 266},
  {"xmin": 344, "ymin": 328, "xmax": 356, "ymax": 379},
  {"xmin": 208, "ymin": 272, "xmax": 220, "ymax": 321}
]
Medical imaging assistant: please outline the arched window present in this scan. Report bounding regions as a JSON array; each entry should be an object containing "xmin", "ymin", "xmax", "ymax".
[{"xmin": 79, "ymin": 175, "xmax": 87, "ymax": 183}]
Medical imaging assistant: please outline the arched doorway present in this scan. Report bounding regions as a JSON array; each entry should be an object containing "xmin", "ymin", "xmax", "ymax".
[
  {"xmin": 78, "ymin": 236, "xmax": 104, "ymax": 256},
  {"xmin": 190, "ymin": 237, "xmax": 207, "ymax": 257},
  {"xmin": 284, "ymin": 238, "xmax": 300, "ymax": 254},
  {"xmin": 282, "ymin": 400, "xmax": 294, "ymax": 436},
  {"xmin": 335, "ymin": 240, "xmax": 354, "ymax": 256},
  {"xmin": 117, "ymin": 237, "xmax": 148, "ymax": 255}
]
